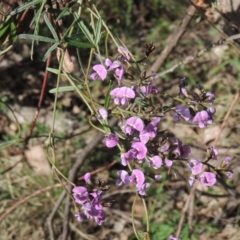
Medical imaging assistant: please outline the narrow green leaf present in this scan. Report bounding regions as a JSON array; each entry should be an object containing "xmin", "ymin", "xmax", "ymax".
[
  {"xmin": 0, "ymin": 22, "xmax": 10, "ymax": 38},
  {"xmin": 95, "ymin": 18, "xmax": 102, "ymax": 45},
  {"xmin": 56, "ymin": 7, "xmax": 70, "ymax": 21},
  {"xmin": 49, "ymin": 85, "xmax": 83, "ymax": 93},
  {"xmin": 10, "ymin": 21, "xmax": 17, "ymax": 42},
  {"xmin": 29, "ymin": 6, "xmax": 42, "ymax": 28},
  {"xmin": 10, "ymin": 0, "xmax": 44, "ymax": 15},
  {"xmin": 47, "ymin": 67, "xmax": 62, "ymax": 75},
  {"xmin": 0, "ymin": 140, "xmax": 16, "ymax": 150},
  {"xmin": 42, "ymin": 42, "xmax": 59, "ymax": 62},
  {"xmin": 18, "ymin": 34, "xmax": 57, "ymax": 43},
  {"xmin": 64, "ymin": 38, "xmax": 94, "ymax": 48},
  {"xmin": 73, "ymin": 13, "xmax": 94, "ymax": 45},
  {"xmin": 43, "ymin": 13, "xmax": 59, "ymax": 42},
  {"xmin": 104, "ymin": 82, "xmax": 113, "ymax": 109}
]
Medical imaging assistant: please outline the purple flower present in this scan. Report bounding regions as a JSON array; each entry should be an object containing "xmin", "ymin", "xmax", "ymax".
[
  {"xmin": 172, "ymin": 139, "xmax": 191, "ymax": 158},
  {"xmin": 72, "ymin": 186, "xmax": 89, "ymax": 204},
  {"xmin": 140, "ymin": 83, "xmax": 158, "ymax": 96},
  {"xmin": 95, "ymin": 210, "xmax": 106, "ymax": 225},
  {"xmin": 116, "ymin": 170, "xmax": 130, "ymax": 186},
  {"xmin": 155, "ymin": 174, "xmax": 162, "ymax": 180},
  {"xmin": 192, "ymin": 108, "xmax": 215, "ymax": 128},
  {"xmin": 123, "ymin": 116, "xmax": 144, "ymax": 135},
  {"xmin": 105, "ymin": 133, "xmax": 119, "ymax": 148},
  {"xmin": 75, "ymin": 212, "xmax": 84, "ymax": 222},
  {"xmin": 131, "ymin": 141, "xmax": 147, "ymax": 160},
  {"xmin": 118, "ymin": 46, "xmax": 131, "ymax": 61},
  {"xmin": 207, "ymin": 146, "xmax": 218, "ymax": 160},
  {"xmin": 148, "ymin": 155, "xmax": 162, "ymax": 169},
  {"xmin": 206, "ymin": 92, "xmax": 215, "ymax": 104},
  {"xmin": 130, "ymin": 169, "xmax": 145, "ymax": 188},
  {"xmin": 169, "ymin": 234, "xmax": 181, "ymax": 240},
  {"xmin": 224, "ymin": 157, "xmax": 232, "ymax": 163},
  {"xmin": 164, "ymin": 159, "xmax": 173, "ymax": 167},
  {"xmin": 199, "ymin": 172, "xmax": 216, "ymax": 186},
  {"xmin": 91, "ymin": 64, "xmax": 107, "ymax": 81},
  {"xmin": 174, "ymin": 105, "xmax": 192, "ymax": 121},
  {"xmin": 181, "ymin": 87, "xmax": 188, "ymax": 97},
  {"xmin": 115, "ymin": 65, "xmax": 125, "ymax": 82},
  {"xmin": 137, "ymin": 183, "xmax": 151, "ymax": 196},
  {"xmin": 120, "ymin": 149, "xmax": 137, "ymax": 166},
  {"xmin": 107, "ymin": 59, "xmax": 121, "ymax": 70},
  {"xmin": 84, "ymin": 172, "xmax": 91, "ymax": 184},
  {"xmin": 187, "ymin": 159, "xmax": 203, "ymax": 175},
  {"xmin": 189, "ymin": 176, "xmax": 196, "ymax": 186},
  {"xmin": 110, "ymin": 86, "xmax": 135, "ymax": 105},
  {"xmin": 226, "ymin": 171, "xmax": 233, "ymax": 178},
  {"xmin": 98, "ymin": 108, "xmax": 108, "ymax": 120},
  {"xmin": 140, "ymin": 117, "xmax": 161, "ymax": 144}
]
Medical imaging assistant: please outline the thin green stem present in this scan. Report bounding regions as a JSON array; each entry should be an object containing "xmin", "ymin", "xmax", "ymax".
[
  {"xmin": 51, "ymin": 48, "xmax": 64, "ymax": 131},
  {"xmin": 64, "ymin": 71, "xmax": 94, "ymax": 115},
  {"xmin": 87, "ymin": 5, "xmax": 119, "ymax": 47},
  {"xmin": 141, "ymin": 197, "xmax": 150, "ymax": 233},
  {"xmin": 132, "ymin": 194, "xmax": 140, "ymax": 240},
  {"xmin": 45, "ymin": 146, "xmax": 75, "ymax": 186}
]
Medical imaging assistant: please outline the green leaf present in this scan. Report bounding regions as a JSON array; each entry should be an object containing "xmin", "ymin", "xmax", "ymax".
[
  {"xmin": 95, "ymin": 18, "xmax": 102, "ymax": 45},
  {"xmin": 10, "ymin": 0, "xmax": 44, "ymax": 15},
  {"xmin": 10, "ymin": 21, "xmax": 17, "ymax": 42},
  {"xmin": 0, "ymin": 21, "xmax": 11, "ymax": 39},
  {"xmin": 0, "ymin": 140, "xmax": 16, "ymax": 150},
  {"xmin": 56, "ymin": 7, "xmax": 70, "ymax": 21},
  {"xmin": 43, "ymin": 13, "xmax": 59, "ymax": 42},
  {"xmin": 104, "ymin": 82, "xmax": 113, "ymax": 109},
  {"xmin": 64, "ymin": 38, "xmax": 94, "ymax": 48},
  {"xmin": 73, "ymin": 13, "xmax": 95, "ymax": 45},
  {"xmin": 42, "ymin": 42, "xmax": 59, "ymax": 61},
  {"xmin": 49, "ymin": 85, "xmax": 83, "ymax": 93},
  {"xmin": 47, "ymin": 67, "xmax": 63, "ymax": 75},
  {"xmin": 18, "ymin": 34, "xmax": 57, "ymax": 43}
]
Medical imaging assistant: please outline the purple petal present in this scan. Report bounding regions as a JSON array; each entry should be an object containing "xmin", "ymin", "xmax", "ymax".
[
  {"xmin": 105, "ymin": 133, "xmax": 119, "ymax": 148},
  {"xmin": 187, "ymin": 159, "xmax": 203, "ymax": 175},
  {"xmin": 126, "ymin": 116, "xmax": 144, "ymax": 132},
  {"xmin": 131, "ymin": 169, "xmax": 145, "ymax": 188},
  {"xmin": 92, "ymin": 64, "xmax": 107, "ymax": 81},
  {"xmin": 199, "ymin": 172, "xmax": 216, "ymax": 186},
  {"xmin": 72, "ymin": 186, "xmax": 89, "ymax": 204},
  {"xmin": 98, "ymin": 108, "xmax": 108, "ymax": 120},
  {"xmin": 131, "ymin": 142, "xmax": 147, "ymax": 160}
]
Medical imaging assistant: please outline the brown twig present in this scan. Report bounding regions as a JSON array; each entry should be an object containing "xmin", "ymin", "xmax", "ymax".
[
  {"xmin": 0, "ymin": 184, "xmax": 61, "ymax": 223},
  {"xmin": 212, "ymin": 91, "xmax": 240, "ymax": 147},
  {"xmin": 154, "ymin": 33, "xmax": 240, "ymax": 79},
  {"xmin": 146, "ymin": 0, "xmax": 197, "ymax": 75},
  {"xmin": 24, "ymin": 53, "xmax": 52, "ymax": 146}
]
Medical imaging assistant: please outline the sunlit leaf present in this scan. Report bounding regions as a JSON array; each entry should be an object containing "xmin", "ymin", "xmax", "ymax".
[
  {"xmin": 18, "ymin": 34, "xmax": 57, "ymax": 43},
  {"xmin": 10, "ymin": 0, "xmax": 44, "ymax": 15},
  {"xmin": 95, "ymin": 18, "xmax": 102, "ymax": 45},
  {"xmin": 43, "ymin": 13, "xmax": 59, "ymax": 42}
]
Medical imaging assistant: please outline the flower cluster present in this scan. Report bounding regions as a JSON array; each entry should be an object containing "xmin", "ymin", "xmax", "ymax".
[
  {"xmin": 91, "ymin": 46, "xmax": 131, "ymax": 82},
  {"xmin": 174, "ymin": 79, "xmax": 216, "ymax": 128},
  {"xmin": 72, "ymin": 173, "xmax": 112, "ymax": 225},
  {"xmin": 187, "ymin": 147, "xmax": 233, "ymax": 186},
  {"xmin": 71, "ymin": 45, "xmax": 233, "ymax": 236}
]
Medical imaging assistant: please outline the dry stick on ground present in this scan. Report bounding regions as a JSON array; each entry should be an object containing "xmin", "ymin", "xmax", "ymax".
[
  {"xmin": 146, "ymin": 0, "xmax": 197, "ymax": 75},
  {"xmin": 154, "ymin": 33, "xmax": 240, "ymax": 79},
  {"xmin": 175, "ymin": 90, "xmax": 240, "ymax": 238}
]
